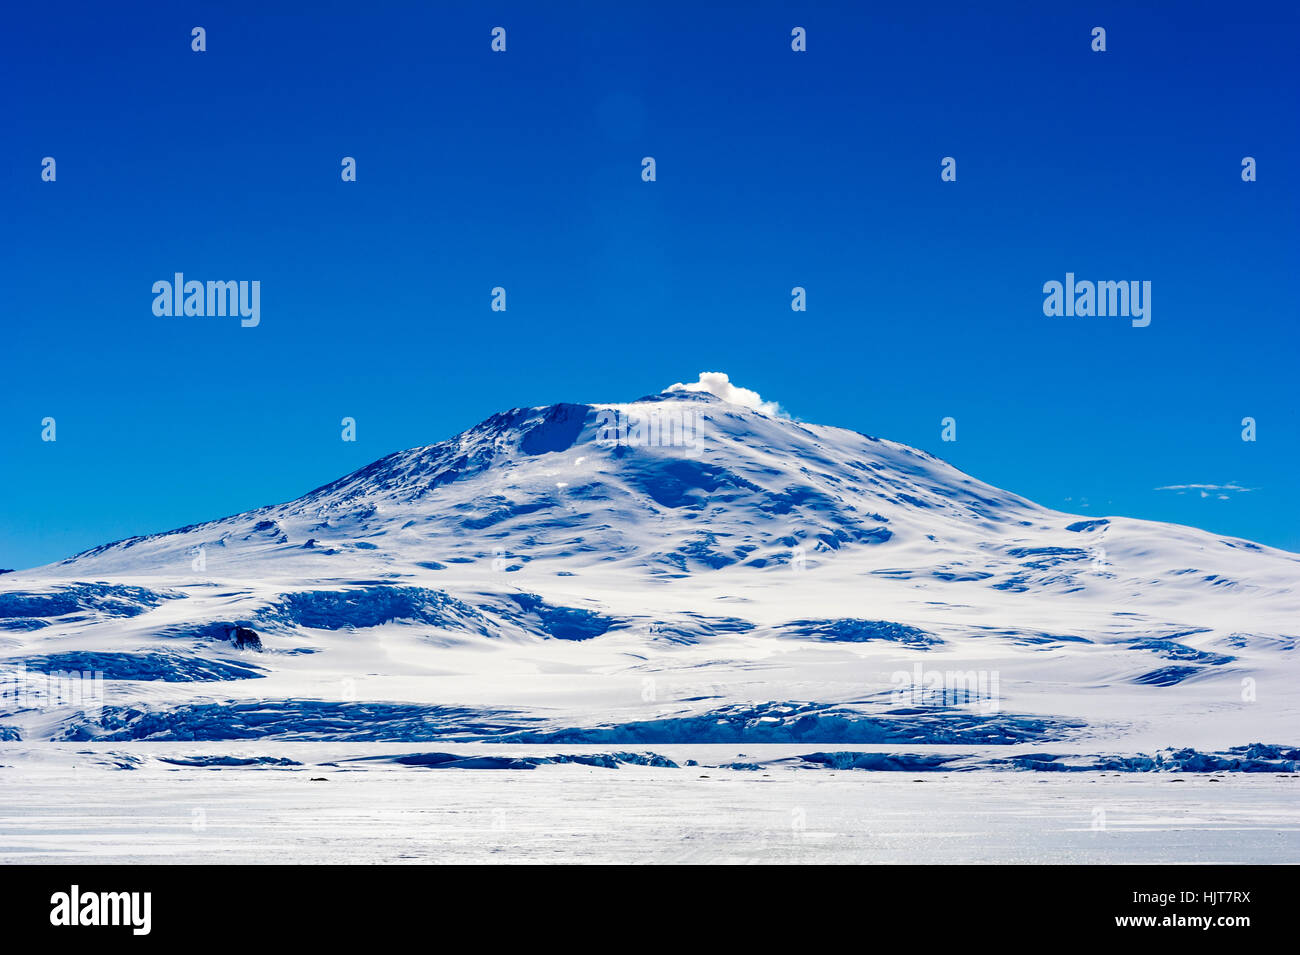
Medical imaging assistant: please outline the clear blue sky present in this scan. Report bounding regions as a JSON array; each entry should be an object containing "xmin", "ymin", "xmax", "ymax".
[{"xmin": 2, "ymin": 0, "xmax": 1297, "ymax": 569}]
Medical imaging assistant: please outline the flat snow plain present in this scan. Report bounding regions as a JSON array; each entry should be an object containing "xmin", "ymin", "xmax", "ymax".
[{"xmin": 2, "ymin": 744, "xmax": 1297, "ymax": 864}]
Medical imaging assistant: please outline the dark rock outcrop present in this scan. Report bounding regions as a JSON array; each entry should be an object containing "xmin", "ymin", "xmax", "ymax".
[{"xmin": 229, "ymin": 626, "xmax": 262, "ymax": 651}]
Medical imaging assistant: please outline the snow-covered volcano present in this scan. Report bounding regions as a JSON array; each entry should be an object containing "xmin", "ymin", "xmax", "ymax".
[{"xmin": 2, "ymin": 386, "xmax": 1297, "ymax": 757}]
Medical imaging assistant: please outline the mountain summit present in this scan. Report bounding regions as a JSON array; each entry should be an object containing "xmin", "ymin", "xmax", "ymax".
[{"xmin": 56, "ymin": 387, "xmax": 1049, "ymax": 581}]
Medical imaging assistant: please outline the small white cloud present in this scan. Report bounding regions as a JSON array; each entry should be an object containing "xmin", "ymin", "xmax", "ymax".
[
  {"xmin": 1155, "ymin": 483, "xmax": 1256, "ymax": 496},
  {"xmin": 666, "ymin": 372, "xmax": 783, "ymax": 416}
]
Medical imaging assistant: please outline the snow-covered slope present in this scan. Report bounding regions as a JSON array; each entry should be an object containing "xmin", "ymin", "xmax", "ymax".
[{"xmin": 2, "ymin": 389, "xmax": 1297, "ymax": 754}]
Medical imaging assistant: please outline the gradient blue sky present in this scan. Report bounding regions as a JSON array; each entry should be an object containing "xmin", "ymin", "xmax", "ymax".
[{"xmin": 3, "ymin": 0, "xmax": 1297, "ymax": 569}]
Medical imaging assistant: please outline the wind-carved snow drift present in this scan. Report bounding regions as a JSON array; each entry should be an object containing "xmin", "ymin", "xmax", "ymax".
[{"xmin": 2, "ymin": 387, "xmax": 1297, "ymax": 764}]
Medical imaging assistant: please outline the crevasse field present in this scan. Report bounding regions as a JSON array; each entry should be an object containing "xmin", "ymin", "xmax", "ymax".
[{"xmin": 2, "ymin": 388, "xmax": 1298, "ymax": 863}]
